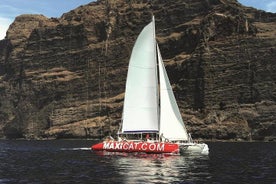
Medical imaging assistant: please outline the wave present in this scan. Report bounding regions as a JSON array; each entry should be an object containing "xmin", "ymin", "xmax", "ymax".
[{"xmin": 60, "ymin": 147, "xmax": 91, "ymax": 151}]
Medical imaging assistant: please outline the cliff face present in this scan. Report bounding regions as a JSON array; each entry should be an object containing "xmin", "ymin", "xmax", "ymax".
[{"xmin": 0, "ymin": 0, "xmax": 275, "ymax": 141}]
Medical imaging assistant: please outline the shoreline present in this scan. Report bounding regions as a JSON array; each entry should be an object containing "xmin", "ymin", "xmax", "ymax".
[{"xmin": 0, "ymin": 137, "xmax": 275, "ymax": 142}]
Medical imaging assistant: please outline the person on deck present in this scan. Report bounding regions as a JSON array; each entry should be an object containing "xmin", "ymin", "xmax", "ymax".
[{"xmin": 146, "ymin": 133, "xmax": 150, "ymax": 141}]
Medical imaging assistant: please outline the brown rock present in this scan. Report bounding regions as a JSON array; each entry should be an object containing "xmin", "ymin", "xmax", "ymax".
[{"xmin": 0, "ymin": 0, "xmax": 275, "ymax": 141}]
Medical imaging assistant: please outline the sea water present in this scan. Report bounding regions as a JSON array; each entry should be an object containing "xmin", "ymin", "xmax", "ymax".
[{"xmin": 0, "ymin": 140, "xmax": 275, "ymax": 184}]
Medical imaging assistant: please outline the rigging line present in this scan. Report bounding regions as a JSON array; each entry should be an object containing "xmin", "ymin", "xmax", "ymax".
[
  {"xmin": 85, "ymin": 57, "xmax": 89, "ymax": 137},
  {"xmin": 99, "ymin": 61, "xmax": 103, "ymax": 137},
  {"xmin": 103, "ymin": 55, "xmax": 111, "ymax": 135}
]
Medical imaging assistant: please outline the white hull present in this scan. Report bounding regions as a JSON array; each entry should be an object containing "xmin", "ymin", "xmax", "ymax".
[{"xmin": 179, "ymin": 142, "xmax": 209, "ymax": 155}]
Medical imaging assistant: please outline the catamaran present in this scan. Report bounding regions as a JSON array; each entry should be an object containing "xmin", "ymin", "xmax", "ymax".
[{"xmin": 92, "ymin": 16, "xmax": 209, "ymax": 155}]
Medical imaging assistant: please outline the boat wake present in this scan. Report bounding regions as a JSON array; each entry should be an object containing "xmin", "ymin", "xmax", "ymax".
[{"xmin": 60, "ymin": 147, "xmax": 91, "ymax": 151}]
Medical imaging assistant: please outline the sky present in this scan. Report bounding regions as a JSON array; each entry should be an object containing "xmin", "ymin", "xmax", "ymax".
[
  {"xmin": 0, "ymin": 0, "xmax": 92, "ymax": 39},
  {"xmin": 0, "ymin": 0, "xmax": 275, "ymax": 40},
  {"xmin": 239, "ymin": 0, "xmax": 276, "ymax": 13}
]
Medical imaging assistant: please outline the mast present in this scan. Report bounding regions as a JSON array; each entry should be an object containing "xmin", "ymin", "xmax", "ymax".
[{"xmin": 152, "ymin": 16, "xmax": 160, "ymax": 132}]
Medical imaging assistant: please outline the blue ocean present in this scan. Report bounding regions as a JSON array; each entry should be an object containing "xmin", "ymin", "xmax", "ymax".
[{"xmin": 0, "ymin": 140, "xmax": 275, "ymax": 183}]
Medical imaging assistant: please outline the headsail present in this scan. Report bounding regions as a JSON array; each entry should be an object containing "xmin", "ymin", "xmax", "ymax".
[
  {"xmin": 157, "ymin": 45, "xmax": 189, "ymax": 141},
  {"xmin": 121, "ymin": 19, "xmax": 159, "ymax": 133}
]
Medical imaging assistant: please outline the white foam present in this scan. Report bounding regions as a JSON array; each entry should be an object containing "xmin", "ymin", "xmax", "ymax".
[{"xmin": 60, "ymin": 147, "xmax": 91, "ymax": 151}]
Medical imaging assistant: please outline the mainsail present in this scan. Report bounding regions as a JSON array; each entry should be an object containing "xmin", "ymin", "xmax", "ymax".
[{"xmin": 121, "ymin": 18, "xmax": 159, "ymax": 133}]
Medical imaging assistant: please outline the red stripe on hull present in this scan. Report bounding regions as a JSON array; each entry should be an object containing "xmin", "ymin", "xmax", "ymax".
[{"xmin": 91, "ymin": 141, "xmax": 179, "ymax": 154}]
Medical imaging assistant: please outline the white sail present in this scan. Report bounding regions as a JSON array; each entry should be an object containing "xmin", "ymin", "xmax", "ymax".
[
  {"xmin": 157, "ymin": 45, "xmax": 189, "ymax": 141},
  {"xmin": 121, "ymin": 20, "xmax": 159, "ymax": 133}
]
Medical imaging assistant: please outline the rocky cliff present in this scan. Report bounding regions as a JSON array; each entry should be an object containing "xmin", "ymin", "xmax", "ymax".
[{"xmin": 0, "ymin": 0, "xmax": 275, "ymax": 141}]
